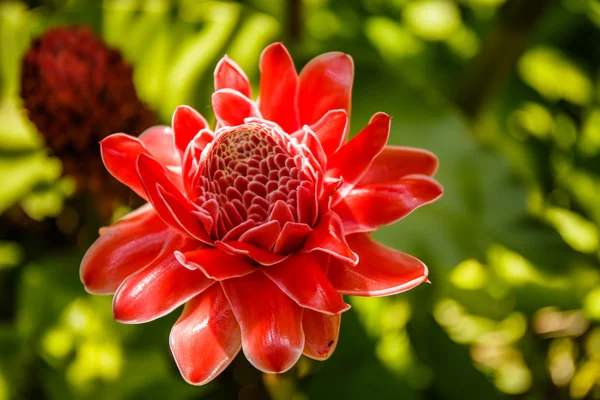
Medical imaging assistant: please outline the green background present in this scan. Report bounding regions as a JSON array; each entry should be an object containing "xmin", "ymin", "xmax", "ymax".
[{"xmin": 2, "ymin": 0, "xmax": 600, "ymax": 398}]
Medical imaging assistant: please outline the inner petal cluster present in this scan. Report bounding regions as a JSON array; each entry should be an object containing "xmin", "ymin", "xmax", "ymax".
[{"xmin": 193, "ymin": 122, "xmax": 317, "ymax": 240}]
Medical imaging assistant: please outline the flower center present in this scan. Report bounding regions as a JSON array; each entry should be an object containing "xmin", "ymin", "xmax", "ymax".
[{"xmin": 194, "ymin": 122, "xmax": 316, "ymax": 240}]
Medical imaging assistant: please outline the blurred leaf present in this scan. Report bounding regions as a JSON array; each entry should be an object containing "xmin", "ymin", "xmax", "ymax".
[
  {"xmin": 0, "ymin": 241, "xmax": 24, "ymax": 270},
  {"xmin": 0, "ymin": 151, "xmax": 62, "ymax": 215}
]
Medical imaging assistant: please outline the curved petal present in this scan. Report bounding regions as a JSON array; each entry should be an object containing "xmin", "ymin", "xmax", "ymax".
[
  {"xmin": 328, "ymin": 233, "xmax": 428, "ymax": 296},
  {"xmin": 100, "ymin": 133, "xmax": 151, "ymax": 199},
  {"xmin": 215, "ymin": 240, "xmax": 289, "ymax": 266},
  {"xmin": 263, "ymin": 253, "xmax": 350, "ymax": 315},
  {"xmin": 136, "ymin": 153, "xmax": 192, "ymax": 232},
  {"xmin": 182, "ymin": 129, "xmax": 214, "ymax": 197},
  {"xmin": 327, "ymin": 112, "xmax": 391, "ymax": 202},
  {"xmin": 299, "ymin": 126, "xmax": 327, "ymax": 169},
  {"xmin": 113, "ymin": 235, "xmax": 213, "ymax": 323},
  {"xmin": 80, "ymin": 205, "xmax": 169, "ymax": 294},
  {"xmin": 221, "ymin": 272, "xmax": 304, "ymax": 373},
  {"xmin": 302, "ymin": 212, "xmax": 358, "ymax": 265},
  {"xmin": 334, "ymin": 175, "xmax": 443, "ymax": 234},
  {"xmin": 297, "ymin": 52, "xmax": 353, "ymax": 126},
  {"xmin": 358, "ymin": 146, "xmax": 439, "ymax": 186},
  {"xmin": 212, "ymin": 89, "xmax": 261, "ymax": 127},
  {"xmin": 309, "ymin": 109, "xmax": 348, "ymax": 156},
  {"xmin": 157, "ymin": 187, "xmax": 212, "ymax": 244},
  {"xmin": 303, "ymin": 310, "xmax": 341, "ymax": 360},
  {"xmin": 139, "ymin": 125, "xmax": 179, "ymax": 168},
  {"xmin": 175, "ymin": 248, "xmax": 256, "ymax": 280},
  {"xmin": 273, "ymin": 222, "xmax": 312, "ymax": 254},
  {"xmin": 170, "ymin": 284, "xmax": 241, "ymax": 386},
  {"xmin": 214, "ymin": 56, "xmax": 252, "ymax": 98},
  {"xmin": 239, "ymin": 220, "xmax": 281, "ymax": 251},
  {"xmin": 259, "ymin": 43, "xmax": 299, "ymax": 132},
  {"xmin": 172, "ymin": 105, "xmax": 210, "ymax": 156}
]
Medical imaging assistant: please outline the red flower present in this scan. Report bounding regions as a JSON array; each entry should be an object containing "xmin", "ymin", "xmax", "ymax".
[
  {"xmin": 21, "ymin": 26, "xmax": 156, "ymax": 217},
  {"xmin": 80, "ymin": 43, "xmax": 442, "ymax": 385}
]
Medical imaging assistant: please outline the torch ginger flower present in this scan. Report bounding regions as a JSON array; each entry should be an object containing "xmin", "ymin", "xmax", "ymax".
[{"xmin": 80, "ymin": 43, "xmax": 443, "ymax": 385}]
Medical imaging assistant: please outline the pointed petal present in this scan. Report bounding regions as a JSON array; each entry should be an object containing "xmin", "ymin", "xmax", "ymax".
[
  {"xmin": 238, "ymin": 220, "xmax": 281, "ymax": 251},
  {"xmin": 157, "ymin": 186, "xmax": 212, "ymax": 244},
  {"xmin": 263, "ymin": 253, "xmax": 350, "ymax": 315},
  {"xmin": 273, "ymin": 222, "xmax": 312, "ymax": 254},
  {"xmin": 300, "ymin": 125, "xmax": 327, "ymax": 168},
  {"xmin": 182, "ymin": 129, "xmax": 214, "ymax": 196},
  {"xmin": 328, "ymin": 233, "xmax": 428, "ymax": 296},
  {"xmin": 139, "ymin": 125, "xmax": 179, "ymax": 168},
  {"xmin": 212, "ymin": 89, "xmax": 261, "ymax": 127},
  {"xmin": 170, "ymin": 285, "xmax": 241, "ymax": 386},
  {"xmin": 297, "ymin": 52, "xmax": 353, "ymax": 126},
  {"xmin": 327, "ymin": 113, "xmax": 391, "ymax": 202},
  {"xmin": 172, "ymin": 105, "xmax": 210, "ymax": 156},
  {"xmin": 303, "ymin": 310, "xmax": 341, "ymax": 360},
  {"xmin": 113, "ymin": 235, "xmax": 213, "ymax": 323},
  {"xmin": 136, "ymin": 153, "xmax": 191, "ymax": 231},
  {"xmin": 297, "ymin": 185, "xmax": 316, "ymax": 225},
  {"xmin": 309, "ymin": 109, "xmax": 348, "ymax": 156},
  {"xmin": 335, "ymin": 175, "xmax": 443, "ymax": 234},
  {"xmin": 214, "ymin": 56, "xmax": 252, "ymax": 98},
  {"xmin": 268, "ymin": 200, "xmax": 295, "ymax": 226},
  {"xmin": 259, "ymin": 43, "xmax": 299, "ymax": 132},
  {"xmin": 215, "ymin": 240, "xmax": 290, "ymax": 266},
  {"xmin": 175, "ymin": 248, "xmax": 255, "ymax": 280},
  {"xmin": 302, "ymin": 212, "xmax": 358, "ymax": 265},
  {"xmin": 358, "ymin": 146, "xmax": 439, "ymax": 186},
  {"xmin": 221, "ymin": 272, "xmax": 304, "ymax": 373},
  {"xmin": 80, "ymin": 205, "xmax": 169, "ymax": 294},
  {"xmin": 100, "ymin": 133, "xmax": 151, "ymax": 199}
]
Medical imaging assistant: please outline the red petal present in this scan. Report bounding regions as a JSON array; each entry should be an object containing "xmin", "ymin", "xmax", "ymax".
[
  {"xmin": 297, "ymin": 185, "xmax": 316, "ymax": 226},
  {"xmin": 297, "ymin": 52, "xmax": 353, "ymax": 126},
  {"xmin": 139, "ymin": 125, "xmax": 179, "ymax": 168},
  {"xmin": 328, "ymin": 233, "xmax": 428, "ymax": 296},
  {"xmin": 80, "ymin": 205, "xmax": 169, "ymax": 294},
  {"xmin": 303, "ymin": 310, "xmax": 341, "ymax": 360},
  {"xmin": 215, "ymin": 240, "xmax": 290, "ymax": 266},
  {"xmin": 238, "ymin": 220, "xmax": 281, "ymax": 251},
  {"xmin": 172, "ymin": 105, "xmax": 210, "ymax": 156},
  {"xmin": 175, "ymin": 248, "xmax": 255, "ymax": 280},
  {"xmin": 263, "ymin": 253, "xmax": 350, "ymax": 315},
  {"xmin": 300, "ymin": 126, "xmax": 327, "ymax": 169},
  {"xmin": 335, "ymin": 175, "xmax": 443, "ymax": 234},
  {"xmin": 113, "ymin": 235, "xmax": 213, "ymax": 323},
  {"xmin": 327, "ymin": 112, "xmax": 391, "ymax": 202},
  {"xmin": 221, "ymin": 272, "xmax": 304, "ymax": 373},
  {"xmin": 100, "ymin": 133, "xmax": 151, "ymax": 199},
  {"xmin": 136, "ymin": 153, "xmax": 190, "ymax": 231},
  {"xmin": 259, "ymin": 43, "xmax": 299, "ymax": 132},
  {"xmin": 309, "ymin": 109, "xmax": 348, "ymax": 156},
  {"xmin": 268, "ymin": 200, "xmax": 295, "ymax": 226},
  {"xmin": 221, "ymin": 219, "xmax": 256, "ymax": 242},
  {"xmin": 212, "ymin": 89, "xmax": 261, "ymax": 127},
  {"xmin": 273, "ymin": 222, "xmax": 312, "ymax": 254},
  {"xmin": 302, "ymin": 212, "xmax": 358, "ymax": 265},
  {"xmin": 214, "ymin": 56, "xmax": 252, "ymax": 98},
  {"xmin": 182, "ymin": 129, "xmax": 214, "ymax": 196},
  {"xmin": 157, "ymin": 186, "xmax": 212, "ymax": 244},
  {"xmin": 358, "ymin": 146, "xmax": 439, "ymax": 186},
  {"xmin": 170, "ymin": 285, "xmax": 241, "ymax": 385}
]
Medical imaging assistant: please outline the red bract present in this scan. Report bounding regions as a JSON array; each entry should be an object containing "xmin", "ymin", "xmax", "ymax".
[{"xmin": 80, "ymin": 43, "xmax": 443, "ymax": 385}]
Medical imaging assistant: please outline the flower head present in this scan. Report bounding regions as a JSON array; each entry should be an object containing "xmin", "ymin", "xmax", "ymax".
[
  {"xmin": 21, "ymin": 26, "xmax": 156, "ymax": 216},
  {"xmin": 80, "ymin": 43, "xmax": 443, "ymax": 384}
]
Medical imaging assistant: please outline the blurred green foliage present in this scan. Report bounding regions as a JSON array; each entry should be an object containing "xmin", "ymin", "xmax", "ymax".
[{"xmin": 3, "ymin": 0, "xmax": 600, "ymax": 399}]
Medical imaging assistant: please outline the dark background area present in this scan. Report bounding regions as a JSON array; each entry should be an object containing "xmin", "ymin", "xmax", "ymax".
[{"xmin": 2, "ymin": 0, "xmax": 600, "ymax": 398}]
